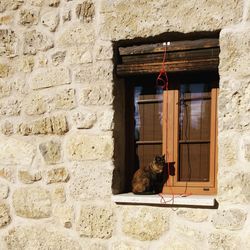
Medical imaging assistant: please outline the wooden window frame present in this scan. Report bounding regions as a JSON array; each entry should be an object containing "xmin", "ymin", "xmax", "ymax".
[{"xmin": 162, "ymin": 85, "xmax": 218, "ymax": 195}]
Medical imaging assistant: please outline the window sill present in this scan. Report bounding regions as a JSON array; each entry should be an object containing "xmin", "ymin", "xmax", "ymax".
[{"xmin": 112, "ymin": 192, "xmax": 217, "ymax": 208}]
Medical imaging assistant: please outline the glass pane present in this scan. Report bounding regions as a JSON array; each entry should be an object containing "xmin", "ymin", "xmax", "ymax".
[
  {"xmin": 134, "ymin": 85, "xmax": 163, "ymax": 142},
  {"xmin": 178, "ymin": 83, "xmax": 211, "ymax": 182}
]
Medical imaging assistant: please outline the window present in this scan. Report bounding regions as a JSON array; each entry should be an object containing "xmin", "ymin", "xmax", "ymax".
[{"xmin": 117, "ymin": 37, "xmax": 219, "ymax": 195}]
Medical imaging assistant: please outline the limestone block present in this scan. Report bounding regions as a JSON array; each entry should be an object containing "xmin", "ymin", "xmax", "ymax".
[
  {"xmin": 51, "ymin": 51, "xmax": 66, "ymax": 65},
  {"xmin": 0, "ymin": 80, "xmax": 11, "ymax": 98},
  {"xmin": 220, "ymin": 27, "xmax": 250, "ymax": 78},
  {"xmin": 51, "ymin": 185, "xmax": 66, "ymax": 203},
  {"xmin": 18, "ymin": 170, "xmax": 42, "ymax": 184},
  {"xmin": 0, "ymin": 166, "xmax": 16, "ymax": 183},
  {"xmin": 46, "ymin": 167, "xmax": 69, "ymax": 184},
  {"xmin": 17, "ymin": 55, "xmax": 34, "ymax": 73},
  {"xmin": 47, "ymin": 0, "xmax": 60, "ymax": 7},
  {"xmin": 53, "ymin": 204, "xmax": 73, "ymax": 228},
  {"xmin": 212, "ymin": 208, "xmax": 247, "ymax": 230},
  {"xmin": 176, "ymin": 208, "xmax": 209, "ymax": 223},
  {"xmin": 66, "ymin": 132, "xmax": 113, "ymax": 161},
  {"xmin": 30, "ymin": 67, "xmax": 70, "ymax": 90},
  {"xmin": 69, "ymin": 162, "xmax": 112, "ymax": 201},
  {"xmin": 100, "ymin": 0, "xmax": 243, "ymax": 41},
  {"xmin": 159, "ymin": 237, "xmax": 196, "ymax": 250},
  {"xmin": 19, "ymin": 8, "xmax": 39, "ymax": 26},
  {"xmin": 76, "ymin": 204, "xmax": 113, "ymax": 239},
  {"xmin": 208, "ymin": 231, "xmax": 241, "ymax": 250},
  {"xmin": 0, "ymin": 29, "xmax": 17, "ymax": 57},
  {"xmin": 57, "ymin": 23, "xmax": 95, "ymax": 47},
  {"xmin": 66, "ymin": 46, "xmax": 92, "ymax": 64},
  {"xmin": 52, "ymin": 88, "xmax": 76, "ymax": 110},
  {"xmin": 174, "ymin": 224, "xmax": 205, "ymax": 242},
  {"xmin": 74, "ymin": 61, "xmax": 113, "ymax": 84},
  {"xmin": 1, "ymin": 120, "xmax": 13, "ymax": 136},
  {"xmin": 18, "ymin": 115, "xmax": 68, "ymax": 135},
  {"xmin": 41, "ymin": 11, "xmax": 59, "ymax": 31},
  {"xmin": 72, "ymin": 110, "xmax": 97, "ymax": 129},
  {"xmin": 76, "ymin": 1, "xmax": 95, "ymax": 22},
  {"xmin": 23, "ymin": 30, "xmax": 53, "ymax": 55},
  {"xmin": 13, "ymin": 186, "xmax": 51, "ymax": 218},
  {"xmin": 122, "ymin": 206, "xmax": 169, "ymax": 241},
  {"xmin": 89, "ymin": 243, "xmax": 107, "ymax": 250},
  {"xmin": 245, "ymin": 143, "xmax": 250, "ymax": 161},
  {"xmin": 4, "ymin": 225, "xmax": 82, "ymax": 250},
  {"xmin": 0, "ymin": 0, "xmax": 23, "ymax": 12},
  {"xmin": 62, "ymin": 8, "xmax": 71, "ymax": 23},
  {"xmin": 0, "ymin": 63, "xmax": 10, "ymax": 78},
  {"xmin": 30, "ymin": 0, "xmax": 44, "ymax": 7},
  {"xmin": 95, "ymin": 42, "xmax": 113, "ymax": 61},
  {"xmin": 39, "ymin": 140, "xmax": 61, "ymax": 164},
  {"xmin": 24, "ymin": 93, "xmax": 47, "ymax": 115},
  {"xmin": 0, "ymin": 183, "xmax": 9, "ymax": 199},
  {"xmin": 79, "ymin": 86, "xmax": 113, "ymax": 105},
  {"xmin": 0, "ymin": 15, "xmax": 13, "ymax": 25},
  {"xmin": 0, "ymin": 137, "xmax": 35, "ymax": 166},
  {"xmin": 0, "ymin": 203, "xmax": 10, "ymax": 228},
  {"xmin": 0, "ymin": 98, "xmax": 21, "ymax": 116},
  {"xmin": 98, "ymin": 110, "xmax": 114, "ymax": 131}
]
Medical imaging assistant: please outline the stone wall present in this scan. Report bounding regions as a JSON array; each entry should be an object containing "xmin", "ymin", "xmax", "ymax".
[{"xmin": 0, "ymin": 0, "xmax": 249, "ymax": 249}]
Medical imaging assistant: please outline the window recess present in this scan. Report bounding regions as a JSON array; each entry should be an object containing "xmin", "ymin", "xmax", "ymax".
[{"xmin": 117, "ymin": 38, "xmax": 219, "ymax": 195}]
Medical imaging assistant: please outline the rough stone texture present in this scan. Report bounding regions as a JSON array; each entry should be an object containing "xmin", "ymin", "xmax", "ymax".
[
  {"xmin": 17, "ymin": 55, "xmax": 35, "ymax": 73},
  {"xmin": 13, "ymin": 186, "xmax": 51, "ymax": 218},
  {"xmin": 74, "ymin": 61, "xmax": 113, "ymax": 84},
  {"xmin": 79, "ymin": 86, "xmax": 113, "ymax": 105},
  {"xmin": 0, "ymin": 166, "xmax": 16, "ymax": 183},
  {"xmin": 66, "ymin": 132, "xmax": 113, "ymax": 161},
  {"xmin": 220, "ymin": 27, "xmax": 250, "ymax": 78},
  {"xmin": 122, "ymin": 207, "xmax": 169, "ymax": 241},
  {"xmin": 23, "ymin": 30, "xmax": 53, "ymax": 55},
  {"xmin": 18, "ymin": 170, "xmax": 42, "ymax": 184},
  {"xmin": 51, "ymin": 185, "xmax": 66, "ymax": 203},
  {"xmin": 24, "ymin": 93, "xmax": 47, "ymax": 115},
  {"xmin": 100, "ymin": 0, "xmax": 243, "ymax": 40},
  {"xmin": 98, "ymin": 110, "xmax": 114, "ymax": 131},
  {"xmin": 30, "ymin": 67, "xmax": 70, "ymax": 90},
  {"xmin": 77, "ymin": 204, "xmax": 113, "ymax": 239},
  {"xmin": 19, "ymin": 8, "xmax": 39, "ymax": 26},
  {"xmin": 51, "ymin": 51, "xmax": 66, "ymax": 65},
  {"xmin": 52, "ymin": 88, "xmax": 76, "ymax": 110},
  {"xmin": 0, "ymin": 63, "xmax": 10, "ymax": 78},
  {"xmin": 245, "ymin": 143, "xmax": 250, "ymax": 162},
  {"xmin": 0, "ymin": 183, "xmax": 9, "ymax": 199},
  {"xmin": 72, "ymin": 110, "xmax": 97, "ymax": 129},
  {"xmin": 0, "ymin": 79, "xmax": 11, "ymax": 98},
  {"xmin": 95, "ymin": 41, "xmax": 113, "ymax": 61},
  {"xmin": 18, "ymin": 115, "xmax": 68, "ymax": 135},
  {"xmin": 69, "ymin": 162, "xmax": 112, "ymax": 201},
  {"xmin": 0, "ymin": 15, "xmax": 13, "ymax": 25},
  {"xmin": 0, "ymin": 29, "xmax": 17, "ymax": 57},
  {"xmin": 46, "ymin": 167, "xmax": 69, "ymax": 184},
  {"xmin": 0, "ymin": 202, "xmax": 10, "ymax": 228},
  {"xmin": 57, "ymin": 23, "xmax": 95, "ymax": 47},
  {"xmin": 176, "ymin": 209, "xmax": 209, "ymax": 223},
  {"xmin": 208, "ymin": 231, "xmax": 241, "ymax": 250},
  {"xmin": 159, "ymin": 237, "xmax": 196, "ymax": 250},
  {"xmin": 4, "ymin": 225, "xmax": 82, "ymax": 250},
  {"xmin": 76, "ymin": 1, "xmax": 95, "ymax": 22},
  {"xmin": 0, "ymin": 98, "xmax": 21, "ymax": 116},
  {"xmin": 1, "ymin": 120, "xmax": 14, "ymax": 136},
  {"xmin": 47, "ymin": 0, "xmax": 60, "ymax": 7},
  {"xmin": 111, "ymin": 242, "xmax": 143, "ymax": 250},
  {"xmin": 41, "ymin": 11, "xmax": 59, "ymax": 31},
  {"xmin": 39, "ymin": 140, "xmax": 61, "ymax": 164},
  {"xmin": 53, "ymin": 204, "xmax": 73, "ymax": 228},
  {"xmin": 66, "ymin": 46, "xmax": 92, "ymax": 64},
  {"xmin": 212, "ymin": 208, "xmax": 247, "ymax": 230},
  {"xmin": 0, "ymin": 137, "xmax": 35, "ymax": 165},
  {"xmin": 0, "ymin": 0, "xmax": 23, "ymax": 12}
]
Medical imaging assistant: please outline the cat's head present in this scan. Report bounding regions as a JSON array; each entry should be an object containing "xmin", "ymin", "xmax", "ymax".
[{"xmin": 151, "ymin": 155, "xmax": 166, "ymax": 173}]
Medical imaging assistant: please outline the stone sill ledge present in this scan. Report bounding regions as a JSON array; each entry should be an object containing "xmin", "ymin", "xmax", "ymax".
[{"xmin": 112, "ymin": 193, "xmax": 217, "ymax": 207}]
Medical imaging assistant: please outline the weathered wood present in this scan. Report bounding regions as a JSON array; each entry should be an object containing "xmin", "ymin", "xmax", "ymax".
[
  {"xmin": 122, "ymin": 48, "xmax": 220, "ymax": 64},
  {"xmin": 117, "ymin": 58, "xmax": 219, "ymax": 76},
  {"xmin": 119, "ymin": 39, "xmax": 219, "ymax": 56}
]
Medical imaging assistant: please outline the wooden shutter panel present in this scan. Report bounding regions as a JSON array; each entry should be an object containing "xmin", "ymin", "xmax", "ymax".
[{"xmin": 116, "ymin": 38, "xmax": 219, "ymax": 76}]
